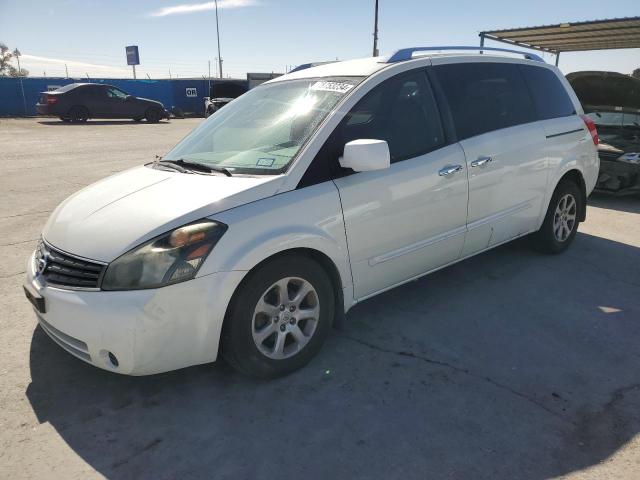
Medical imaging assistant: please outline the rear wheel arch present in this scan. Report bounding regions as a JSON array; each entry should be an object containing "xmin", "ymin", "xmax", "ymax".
[{"xmin": 557, "ymin": 169, "xmax": 587, "ymax": 221}]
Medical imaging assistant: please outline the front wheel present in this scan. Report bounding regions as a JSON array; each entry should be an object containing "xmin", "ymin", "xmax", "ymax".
[
  {"xmin": 221, "ymin": 254, "xmax": 335, "ymax": 378},
  {"xmin": 530, "ymin": 180, "xmax": 582, "ymax": 254}
]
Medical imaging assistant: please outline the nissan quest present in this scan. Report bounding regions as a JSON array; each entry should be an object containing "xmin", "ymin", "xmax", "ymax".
[{"xmin": 24, "ymin": 47, "xmax": 600, "ymax": 378}]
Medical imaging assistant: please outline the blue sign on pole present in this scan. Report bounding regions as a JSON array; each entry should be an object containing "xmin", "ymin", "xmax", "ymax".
[{"xmin": 125, "ymin": 46, "xmax": 140, "ymax": 66}]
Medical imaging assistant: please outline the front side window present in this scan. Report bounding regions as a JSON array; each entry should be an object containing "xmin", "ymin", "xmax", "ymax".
[
  {"xmin": 336, "ymin": 70, "xmax": 444, "ymax": 163},
  {"xmin": 434, "ymin": 62, "xmax": 536, "ymax": 140},
  {"xmin": 164, "ymin": 77, "xmax": 363, "ymax": 174},
  {"xmin": 106, "ymin": 87, "xmax": 128, "ymax": 99}
]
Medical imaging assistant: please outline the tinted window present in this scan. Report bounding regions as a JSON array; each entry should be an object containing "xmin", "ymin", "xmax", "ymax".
[
  {"xmin": 586, "ymin": 111, "xmax": 623, "ymax": 127},
  {"xmin": 434, "ymin": 62, "xmax": 536, "ymax": 140},
  {"xmin": 81, "ymin": 85, "xmax": 105, "ymax": 98},
  {"xmin": 339, "ymin": 70, "xmax": 444, "ymax": 163},
  {"xmin": 106, "ymin": 87, "xmax": 128, "ymax": 99},
  {"xmin": 520, "ymin": 65, "xmax": 575, "ymax": 120}
]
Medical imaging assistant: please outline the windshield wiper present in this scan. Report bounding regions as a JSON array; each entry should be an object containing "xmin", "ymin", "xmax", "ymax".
[
  {"xmin": 160, "ymin": 159, "xmax": 233, "ymax": 177},
  {"xmin": 153, "ymin": 160, "xmax": 191, "ymax": 174}
]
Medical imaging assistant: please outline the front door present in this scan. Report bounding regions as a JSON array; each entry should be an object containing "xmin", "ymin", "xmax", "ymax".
[
  {"xmin": 103, "ymin": 86, "xmax": 131, "ymax": 118},
  {"xmin": 332, "ymin": 69, "xmax": 469, "ymax": 299}
]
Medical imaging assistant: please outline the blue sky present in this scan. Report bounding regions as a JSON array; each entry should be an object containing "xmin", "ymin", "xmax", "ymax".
[{"xmin": 0, "ymin": 0, "xmax": 638, "ymax": 79}]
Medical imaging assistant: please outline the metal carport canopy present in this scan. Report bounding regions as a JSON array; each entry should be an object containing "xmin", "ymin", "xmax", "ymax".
[{"xmin": 479, "ymin": 16, "xmax": 640, "ymax": 65}]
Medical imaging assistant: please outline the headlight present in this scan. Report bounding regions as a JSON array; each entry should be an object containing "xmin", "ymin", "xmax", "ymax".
[{"xmin": 102, "ymin": 220, "xmax": 227, "ymax": 290}]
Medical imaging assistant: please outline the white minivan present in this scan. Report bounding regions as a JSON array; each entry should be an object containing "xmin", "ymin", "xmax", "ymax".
[{"xmin": 24, "ymin": 47, "xmax": 599, "ymax": 378}]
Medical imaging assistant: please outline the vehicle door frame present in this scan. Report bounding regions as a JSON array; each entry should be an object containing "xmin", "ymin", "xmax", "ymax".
[
  {"xmin": 294, "ymin": 64, "xmax": 470, "ymax": 299},
  {"xmin": 428, "ymin": 56, "xmax": 551, "ymax": 254}
]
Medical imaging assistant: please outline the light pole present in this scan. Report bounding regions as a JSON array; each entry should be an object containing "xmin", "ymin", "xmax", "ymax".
[
  {"xmin": 13, "ymin": 48, "xmax": 22, "ymax": 75},
  {"xmin": 215, "ymin": 0, "xmax": 223, "ymax": 78},
  {"xmin": 372, "ymin": 0, "xmax": 379, "ymax": 56}
]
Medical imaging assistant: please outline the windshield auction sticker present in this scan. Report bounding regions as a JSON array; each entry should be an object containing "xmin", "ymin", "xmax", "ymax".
[{"xmin": 310, "ymin": 81, "xmax": 355, "ymax": 93}]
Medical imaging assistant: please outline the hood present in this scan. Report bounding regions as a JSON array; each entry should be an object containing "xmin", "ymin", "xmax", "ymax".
[
  {"xmin": 136, "ymin": 96, "xmax": 163, "ymax": 106},
  {"xmin": 567, "ymin": 71, "xmax": 640, "ymax": 110},
  {"xmin": 43, "ymin": 165, "xmax": 284, "ymax": 262}
]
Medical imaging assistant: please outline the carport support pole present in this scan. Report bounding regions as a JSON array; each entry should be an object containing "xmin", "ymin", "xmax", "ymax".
[
  {"xmin": 555, "ymin": 52, "xmax": 560, "ymax": 66},
  {"xmin": 479, "ymin": 34, "xmax": 484, "ymax": 54}
]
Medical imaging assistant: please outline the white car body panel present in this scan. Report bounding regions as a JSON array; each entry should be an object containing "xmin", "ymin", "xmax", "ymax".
[
  {"xmin": 459, "ymin": 122, "xmax": 549, "ymax": 254},
  {"xmin": 201, "ymin": 182, "xmax": 353, "ymax": 302},
  {"xmin": 43, "ymin": 165, "xmax": 283, "ymax": 261},
  {"xmin": 25, "ymin": 51, "xmax": 600, "ymax": 375},
  {"xmin": 334, "ymin": 143, "xmax": 468, "ymax": 298}
]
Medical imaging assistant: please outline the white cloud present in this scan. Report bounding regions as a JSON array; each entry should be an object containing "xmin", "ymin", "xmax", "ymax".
[
  {"xmin": 150, "ymin": 0, "xmax": 257, "ymax": 17},
  {"xmin": 22, "ymin": 54, "xmax": 129, "ymax": 73},
  {"xmin": 20, "ymin": 54, "xmax": 133, "ymax": 78}
]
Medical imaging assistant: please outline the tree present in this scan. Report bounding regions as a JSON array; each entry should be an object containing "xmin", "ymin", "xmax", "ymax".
[
  {"xmin": 0, "ymin": 43, "xmax": 29, "ymax": 77},
  {"xmin": 633, "ymin": 68, "xmax": 640, "ymax": 80}
]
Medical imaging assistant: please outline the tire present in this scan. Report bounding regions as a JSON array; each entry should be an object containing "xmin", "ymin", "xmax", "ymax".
[
  {"xmin": 145, "ymin": 108, "xmax": 162, "ymax": 123},
  {"xmin": 222, "ymin": 254, "xmax": 335, "ymax": 379},
  {"xmin": 67, "ymin": 106, "xmax": 89, "ymax": 123},
  {"xmin": 530, "ymin": 180, "xmax": 582, "ymax": 254}
]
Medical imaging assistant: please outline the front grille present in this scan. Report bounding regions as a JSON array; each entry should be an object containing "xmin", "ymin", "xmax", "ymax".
[{"xmin": 35, "ymin": 239, "xmax": 106, "ymax": 290}]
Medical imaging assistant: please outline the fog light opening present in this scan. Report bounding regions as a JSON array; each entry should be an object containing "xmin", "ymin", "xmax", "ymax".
[
  {"xmin": 108, "ymin": 352, "xmax": 119, "ymax": 368},
  {"xmin": 100, "ymin": 349, "xmax": 119, "ymax": 369}
]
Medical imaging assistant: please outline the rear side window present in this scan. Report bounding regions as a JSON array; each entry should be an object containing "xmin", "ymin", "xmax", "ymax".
[
  {"xmin": 82, "ymin": 85, "xmax": 105, "ymax": 97},
  {"xmin": 433, "ymin": 62, "xmax": 536, "ymax": 140},
  {"xmin": 339, "ymin": 70, "xmax": 444, "ymax": 163},
  {"xmin": 520, "ymin": 65, "xmax": 575, "ymax": 120}
]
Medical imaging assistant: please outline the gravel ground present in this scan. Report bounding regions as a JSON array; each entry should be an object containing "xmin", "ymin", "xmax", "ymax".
[{"xmin": 1, "ymin": 117, "xmax": 639, "ymax": 480}]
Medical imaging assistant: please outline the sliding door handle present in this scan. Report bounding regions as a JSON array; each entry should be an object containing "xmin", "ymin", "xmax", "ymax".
[
  {"xmin": 471, "ymin": 156, "xmax": 493, "ymax": 168},
  {"xmin": 438, "ymin": 164, "xmax": 463, "ymax": 177}
]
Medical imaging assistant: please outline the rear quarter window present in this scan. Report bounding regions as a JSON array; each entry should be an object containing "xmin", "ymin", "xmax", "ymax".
[
  {"xmin": 433, "ymin": 62, "xmax": 536, "ymax": 140},
  {"xmin": 519, "ymin": 65, "xmax": 576, "ymax": 120}
]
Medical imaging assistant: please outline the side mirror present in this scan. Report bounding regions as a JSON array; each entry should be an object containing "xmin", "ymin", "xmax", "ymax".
[{"xmin": 339, "ymin": 139, "xmax": 390, "ymax": 172}]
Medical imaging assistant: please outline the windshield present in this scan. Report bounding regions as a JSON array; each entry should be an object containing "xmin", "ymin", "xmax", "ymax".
[
  {"xmin": 163, "ymin": 77, "xmax": 363, "ymax": 174},
  {"xmin": 586, "ymin": 110, "xmax": 640, "ymax": 129}
]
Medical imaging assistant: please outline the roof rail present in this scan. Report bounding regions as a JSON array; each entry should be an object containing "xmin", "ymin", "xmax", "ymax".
[{"xmin": 385, "ymin": 46, "xmax": 545, "ymax": 63}]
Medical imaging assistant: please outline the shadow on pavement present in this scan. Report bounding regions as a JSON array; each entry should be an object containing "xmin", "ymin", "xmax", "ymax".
[{"xmin": 26, "ymin": 232, "xmax": 640, "ymax": 479}]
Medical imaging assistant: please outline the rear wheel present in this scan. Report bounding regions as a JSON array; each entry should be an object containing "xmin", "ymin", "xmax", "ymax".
[
  {"xmin": 145, "ymin": 108, "xmax": 162, "ymax": 123},
  {"xmin": 67, "ymin": 106, "xmax": 89, "ymax": 123},
  {"xmin": 222, "ymin": 254, "xmax": 335, "ymax": 378},
  {"xmin": 530, "ymin": 180, "xmax": 582, "ymax": 254}
]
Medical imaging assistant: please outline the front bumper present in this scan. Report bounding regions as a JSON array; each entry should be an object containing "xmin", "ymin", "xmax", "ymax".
[{"xmin": 24, "ymin": 252, "xmax": 245, "ymax": 375}]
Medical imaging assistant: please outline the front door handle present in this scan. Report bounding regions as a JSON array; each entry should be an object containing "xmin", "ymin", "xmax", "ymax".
[
  {"xmin": 470, "ymin": 156, "xmax": 493, "ymax": 168},
  {"xmin": 438, "ymin": 164, "xmax": 463, "ymax": 177}
]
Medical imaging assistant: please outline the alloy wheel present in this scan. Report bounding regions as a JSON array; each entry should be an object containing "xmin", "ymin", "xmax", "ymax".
[
  {"xmin": 251, "ymin": 277, "xmax": 320, "ymax": 360},
  {"xmin": 553, "ymin": 193, "xmax": 577, "ymax": 242}
]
